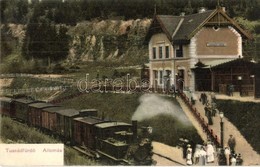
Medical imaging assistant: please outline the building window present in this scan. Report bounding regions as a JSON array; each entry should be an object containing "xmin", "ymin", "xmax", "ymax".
[
  {"xmin": 153, "ymin": 47, "xmax": 156, "ymax": 59},
  {"xmin": 154, "ymin": 70, "xmax": 158, "ymax": 86},
  {"xmin": 159, "ymin": 46, "xmax": 163, "ymax": 59},
  {"xmin": 159, "ymin": 70, "xmax": 163, "ymax": 84},
  {"xmin": 165, "ymin": 46, "xmax": 169, "ymax": 58},
  {"xmin": 176, "ymin": 45, "xmax": 183, "ymax": 57}
]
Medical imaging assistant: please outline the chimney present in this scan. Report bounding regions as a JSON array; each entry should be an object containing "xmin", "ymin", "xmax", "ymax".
[{"xmin": 132, "ymin": 120, "xmax": 138, "ymax": 141}]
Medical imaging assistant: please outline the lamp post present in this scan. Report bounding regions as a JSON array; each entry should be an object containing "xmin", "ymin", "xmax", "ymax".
[
  {"xmin": 219, "ymin": 112, "xmax": 224, "ymax": 148},
  {"xmin": 238, "ymin": 76, "xmax": 242, "ymax": 96},
  {"xmin": 250, "ymin": 75, "xmax": 255, "ymax": 98}
]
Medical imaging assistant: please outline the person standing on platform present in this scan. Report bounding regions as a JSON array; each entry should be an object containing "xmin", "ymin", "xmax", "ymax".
[
  {"xmin": 199, "ymin": 146, "xmax": 207, "ymax": 165},
  {"xmin": 186, "ymin": 150, "xmax": 193, "ymax": 165},
  {"xmin": 207, "ymin": 106, "xmax": 213, "ymax": 125},
  {"xmin": 211, "ymin": 92, "xmax": 216, "ymax": 103},
  {"xmin": 228, "ymin": 135, "xmax": 236, "ymax": 153},
  {"xmin": 230, "ymin": 154, "xmax": 237, "ymax": 166},
  {"xmin": 236, "ymin": 153, "xmax": 243, "ymax": 165},
  {"xmin": 206, "ymin": 142, "xmax": 215, "ymax": 163},
  {"xmin": 224, "ymin": 146, "xmax": 231, "ymax": 165}
]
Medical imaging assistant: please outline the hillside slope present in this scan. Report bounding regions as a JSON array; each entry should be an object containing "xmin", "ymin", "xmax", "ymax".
[{"xmin": 1, "ymin": 18, "xmax": 151, "ymax": 67}]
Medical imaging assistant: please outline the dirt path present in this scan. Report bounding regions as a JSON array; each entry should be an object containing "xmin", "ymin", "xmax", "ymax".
[{"xmin": 181, "ymin": 93, "xmax": 260, "ymax": 165}]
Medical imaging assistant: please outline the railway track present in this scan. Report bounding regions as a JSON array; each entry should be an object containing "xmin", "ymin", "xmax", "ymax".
[{"xmin": 153, "ymin": 152, "xmax": 185, "ymax": 166}]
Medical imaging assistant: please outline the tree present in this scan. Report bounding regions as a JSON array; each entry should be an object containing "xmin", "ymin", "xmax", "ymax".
[{"xmin": 56, "ymin": 25, "xmax": 69, "ymax": 62}]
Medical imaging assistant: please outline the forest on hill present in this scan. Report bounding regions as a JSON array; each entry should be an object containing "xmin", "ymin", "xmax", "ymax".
[{"xmin": 1, "ymin": 0, "xmax": 260, "ymax": 24}]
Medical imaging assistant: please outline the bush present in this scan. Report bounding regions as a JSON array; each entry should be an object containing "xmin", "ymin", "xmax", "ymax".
[{"xmin": 216, "ymin": 100, "xmax": 260, "ymax": 153}]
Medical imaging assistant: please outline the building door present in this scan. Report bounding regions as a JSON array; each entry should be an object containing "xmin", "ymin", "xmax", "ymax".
[
  {"xmin": 177, "ymin": 70, "xmax": 184, "ymax": 91},
  {"xmin": 194, "ymin": 69, "xmax": 211, "ymax": 91}
]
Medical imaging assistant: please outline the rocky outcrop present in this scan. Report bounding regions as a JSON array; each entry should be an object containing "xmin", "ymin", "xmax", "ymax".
[
  {"xmin": 1, "ymin": 18, "xmax": 151, "ymax": 64},
  {"xmin": 67, "ymin": 18, "xmax": 151, "ymax": 63}
]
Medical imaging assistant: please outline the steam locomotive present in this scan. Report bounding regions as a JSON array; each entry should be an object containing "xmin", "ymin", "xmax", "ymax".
[{"xmin": 0, "ymin": 96, "xmax": 154, "ymax": 165}]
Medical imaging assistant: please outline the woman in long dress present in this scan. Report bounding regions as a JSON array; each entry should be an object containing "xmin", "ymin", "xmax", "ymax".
[
  {"xmin": 206, "ymin": 143, "xmax": 215, "ymax": 163},
  {"xmin": 199, "ymin": 147, "xmax": 207, "ymax": 165}
]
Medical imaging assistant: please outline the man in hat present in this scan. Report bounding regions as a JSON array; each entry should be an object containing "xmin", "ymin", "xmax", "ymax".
[{"xmin": 228, "ymin": 135, "xmax": 236, "ymax": 153}]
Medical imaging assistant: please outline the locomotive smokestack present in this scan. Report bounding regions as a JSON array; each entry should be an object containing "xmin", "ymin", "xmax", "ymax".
[{"xmin": 132, "ymin": 120, "xmax": 138, "ymax": 141}]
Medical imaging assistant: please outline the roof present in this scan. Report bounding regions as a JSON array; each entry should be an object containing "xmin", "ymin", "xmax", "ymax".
[
  {"xmin": 197, "ymin": 59, "xmax": 235, "ymax": 69},
  {"xmin": 145, "ymin": 8, "xmax": 252, "ymax": 44},
  {"xmin": 55, "ymin": 108, "xmax": 80, "ymax": 117},
  {"xmin": 211, "ymin": 58, "xmax": 256, "ymax": 69},
  {"xmin": 95, "ymin": 122, "xmax": 132, "ymax": 129},
  {"xmin": 80, "ymin": 109, "xmax": 97, "ymax": 112},
  {"xmin": 29, "ymin": 102, "xmax": 57, "ymax": 109},
  {"xmin": 192, "ymin": 58, "xmax": 256, "ymax": 69},
  {"xmin": 74, "ymin": 117, "xmax": 106, "ymax": 125},
  {"xmin": 0, "ymin": 97, "xmax": 12, "ymax": 102},
  {"xmin": 156, "ymin": 15, "xmax": 182, "ymax": 38},
  {"xmin": 13, "ymin": 98, "xmax": 37, "ymax": 104},
  {"xmin": 173, "ymin": 10, "xmax": 214, "ymax": 42},
  {"xmin": 42, "ymin": 106, "xmax": 65, "ymax": 113}
]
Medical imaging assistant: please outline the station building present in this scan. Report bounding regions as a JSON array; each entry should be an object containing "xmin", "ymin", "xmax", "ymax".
[{"xmin": 145, "ymin": 7, "xmax": 254, "ymax": 93}]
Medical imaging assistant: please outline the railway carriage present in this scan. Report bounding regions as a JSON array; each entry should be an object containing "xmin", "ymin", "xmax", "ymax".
[
  {"xmin": 54, "ymin": 108, "xmax": 96, "ymax": 143},
  {"xmin": 54, "ymin": 108, "xmax": 79, "ymax": 141},
  {"xmin": 1, "ymin": 95, "xmax": 154, "ymax": 165},
  {"xmin": 28, "ymin": 102, "xmax": 59, "ymax": 128},
  {"xmin": 0, "ymin": 97, "xmax": 14, "ymax": 117},
  {"xmin": 41, "ymin": 106, "xmax": 63, "ymax": 132},
  {"xmin": 12, "ymin": 97, "xmax": 39, "ymax": 123}
]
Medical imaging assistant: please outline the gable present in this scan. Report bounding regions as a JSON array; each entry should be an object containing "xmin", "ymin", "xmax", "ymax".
[
  {"xmin": 145, "ymin": 7, "xmax": 253, "ymax": 45},
  {"xmin": 144, "ymin": 15, "xmax": 180, "ymax": 44},
  {"xmin": 188, "ymin": 8, "xmax": 253, "ymax": 41},
  {"xmin": 205, "ymin": 9, "xmax": 253, "ymax": 40},
  {"xmin": 207, "ymin": 12, "xmax": 230, "ymax": 24}
]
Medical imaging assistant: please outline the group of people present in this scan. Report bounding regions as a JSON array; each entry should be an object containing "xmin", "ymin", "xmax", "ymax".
[
  {"xmin": 182, "ymin": 135, "xmax": 243, "ymax": 166},
  {"xmin": 201, "ymin": 92, "xmax": 218, "ymax": 126},
  {"xmin": 184, "ymin": 141, "xmax": 216, "ymax": 166},
  {"xmin": 182, "ymin": 92, "xmax": 245, "ymax": 166},
  {"xmin": 223, "ymin": 135, "xmax": 243, "ymax": 166}
]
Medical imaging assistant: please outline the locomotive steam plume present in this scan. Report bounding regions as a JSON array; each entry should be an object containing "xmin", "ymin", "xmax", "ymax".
[{"xmin": 132, "ymin": 94, "xmax": 191, "ymax": 125}]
